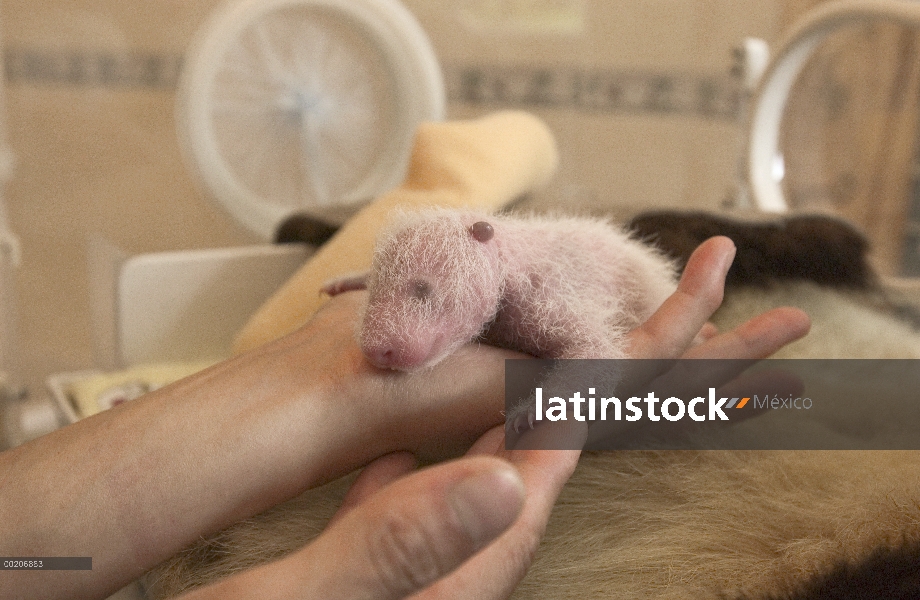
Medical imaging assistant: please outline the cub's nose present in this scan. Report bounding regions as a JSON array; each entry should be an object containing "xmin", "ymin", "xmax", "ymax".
[
  {"xmin": 361, "ymin": 341, "xmax": 428, "ymax": 371},
  {"xmin": 366, "ymin": 346, "xmax": 397, "ymax": 369}
]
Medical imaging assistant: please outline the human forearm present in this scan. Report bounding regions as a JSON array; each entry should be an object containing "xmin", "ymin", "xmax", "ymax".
[
  {"xmin": 0, "ymin": 346, "xmax": 361, "ymax": 599},
  {"xmin": 0, "ymin": 293, "xmax": 517, "ymax": 600}
]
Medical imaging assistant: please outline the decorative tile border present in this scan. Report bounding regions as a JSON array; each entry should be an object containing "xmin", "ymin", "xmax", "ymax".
[
  {"xmin": 0, "ymin": 48, "xmax": 742, "ymax": 120},
  {"xmin": 444, "ymin": 65, "xmax": 742, "ymax": 120},
  {"xmin": 4, "ymin": 47, "xmax": 183, "ymax": 89}
]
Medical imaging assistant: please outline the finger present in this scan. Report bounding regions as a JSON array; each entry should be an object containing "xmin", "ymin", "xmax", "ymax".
[
  {"xmin": 682, "ymin": 306, "xmax": 811, "ymax": 360},
  {"xmin": 466, "ymin": 425, "xmax": 507, "ymax": 456},
  {"xmin": 305, "ymin": 456, "xmax": 526, "ymax": 600},
  {"xmin": 415, "ymin": 436, "xmax": 580, "ymax": 600},
  {"xmin": 505, "ymin": 406, "xmax": 590, "ymax": 452},
  {"xmin": 628, "ymin": 236, "xmax": 736, "ymax": 360},
  {"xmin": 698, "ymin": 322, "xmax": 719, "ymax": 341},
  {"xmin": 178, "ymin": 457, "xmax": 526, "ymax": 600},
  {"xmin": 329, "ymin": 452, "xmax": 417, "ymax": 525},
  {"xmin": 589, "ymin": 307, "xmax": 808, "ymax": 448}
]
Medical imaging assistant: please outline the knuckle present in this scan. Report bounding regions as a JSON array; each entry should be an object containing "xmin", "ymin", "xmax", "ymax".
[
  {"xmin": 693, "ymin": 283, "xmax": 723, "ymax": 316},
  {"xmin": 366, "ymin": 509, "xmax": 467, "ymax": 596},
  {"xmin": 707, "ymin": 287, "xmax": 725, "ymax": 314}
]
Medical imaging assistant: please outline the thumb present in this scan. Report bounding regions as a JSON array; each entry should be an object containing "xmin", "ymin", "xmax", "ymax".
[
  {"xmin": 178, "ymin": 457, "xmax": 525, "ymax": 600},
  {"xmin": 309, "ymin": 456, "xmax": 525, "ymax": 599}
]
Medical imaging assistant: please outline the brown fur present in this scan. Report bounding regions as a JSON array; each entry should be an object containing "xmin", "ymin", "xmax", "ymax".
[
  {"xmin": 629, "ymin": 211, "xmax": 878, "ymax": 290},
  {"xmin": 273, "ymin": 214, "xmax": 339, "ymax": 247},
  {"xmin": 742, "ymin": 541, "xmax": 920, "ymax": 599}
]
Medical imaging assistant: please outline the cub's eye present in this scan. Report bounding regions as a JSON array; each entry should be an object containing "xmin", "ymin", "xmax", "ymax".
[{"xmin": 410, "ymin": 278, "xmax": 432, "ymax": 299}]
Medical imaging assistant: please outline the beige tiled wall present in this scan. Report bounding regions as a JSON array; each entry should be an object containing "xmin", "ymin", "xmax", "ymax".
[
  {"xmin": 0, "ymin": 1, "xmax": 809, "ymax": 389},
  {"xmin": 2, "ymin": 0, "xmax": 249, "ymax": 388},
  {"xmin": 407, "ymin": 0, "xmax": 783, "ymax": 217}
]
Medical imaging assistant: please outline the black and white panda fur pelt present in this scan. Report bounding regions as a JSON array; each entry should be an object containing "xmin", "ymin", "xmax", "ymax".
[{"xmin": 144, "ymin": 211, "xmax": 920, "ymax": 600}]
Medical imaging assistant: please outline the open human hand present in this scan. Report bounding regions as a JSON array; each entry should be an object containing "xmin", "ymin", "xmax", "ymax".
[{"xmin": 174, "ymin": 236, "xmax": 809, "ymax": 600}]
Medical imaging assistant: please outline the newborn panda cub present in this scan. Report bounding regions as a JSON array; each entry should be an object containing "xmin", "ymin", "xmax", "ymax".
[{"xmin": 323, "ymin": 208, "xmax": 677, "ymax": 383}]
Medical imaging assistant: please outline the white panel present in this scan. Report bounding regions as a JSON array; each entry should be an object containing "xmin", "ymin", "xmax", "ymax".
[{"xmin": 117, "ymin": 244, "xmax": 309, "ymax": 365}]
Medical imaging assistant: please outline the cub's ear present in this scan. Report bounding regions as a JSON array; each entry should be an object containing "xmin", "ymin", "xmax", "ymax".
[{"xmin": 469, "ymin": 221, "xmax": 494, "ymax": 243}]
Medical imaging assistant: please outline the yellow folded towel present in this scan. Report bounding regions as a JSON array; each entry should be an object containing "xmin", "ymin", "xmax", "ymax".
[
  {"xmin": 233, "ymin": 111, "xmax": 559, "ymax": 354},
  {"xmin": 68, "ymin": 361, "xmax": 215, "ymax": 418}
]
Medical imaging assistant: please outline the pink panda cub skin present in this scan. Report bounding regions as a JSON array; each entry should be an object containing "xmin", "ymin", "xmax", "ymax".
[{"xmin": 323, "ymin": 208, "xmax": 679, "ymax": 371}]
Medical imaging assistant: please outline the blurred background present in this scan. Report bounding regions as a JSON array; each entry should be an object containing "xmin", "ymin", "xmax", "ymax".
[{"xmin": 0, "ymin": 0, "xmax": 915, "ymax": 392}]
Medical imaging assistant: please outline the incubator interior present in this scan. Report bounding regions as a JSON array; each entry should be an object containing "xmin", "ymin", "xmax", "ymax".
[{"xmin": 2, "ymin": 2, "xmax": 920, "ymax": 596}]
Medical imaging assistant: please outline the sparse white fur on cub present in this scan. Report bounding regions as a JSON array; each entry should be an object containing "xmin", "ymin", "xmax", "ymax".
[{"xmin": 325, "ymin": 208, "xmax": 678, "ymax": 370}]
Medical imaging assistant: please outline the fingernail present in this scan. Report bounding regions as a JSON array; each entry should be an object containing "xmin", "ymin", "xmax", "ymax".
[{"xmin": 448, "ymin": 465, "xmax": 525, "ymax": 549}]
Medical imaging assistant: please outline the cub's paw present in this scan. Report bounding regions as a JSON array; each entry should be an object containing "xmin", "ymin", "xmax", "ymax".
[
  {"xmin": 320, "ymin": 272, "xmax": 369, "ymax": 296},
  {"xmin": 505, "ymin": 400, "xmax": 537, "ymax": 434}
]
